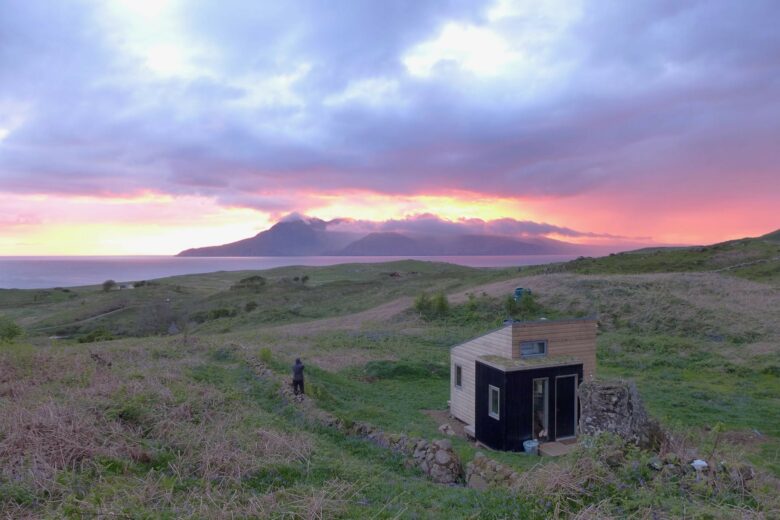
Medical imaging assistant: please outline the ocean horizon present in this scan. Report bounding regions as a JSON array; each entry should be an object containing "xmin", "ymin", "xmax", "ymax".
[{"xmin": 0, "ymin": 255, "xmax": 580, "ymax": 290}]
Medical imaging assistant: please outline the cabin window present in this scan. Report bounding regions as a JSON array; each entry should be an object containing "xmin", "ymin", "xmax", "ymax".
[
  {"xmin": 488, "ymin": 385, "xmax": 500, "ymax": 420},
  {"xmin": 520, "ymin": 340, "xmax": 547, "ymax": 358},
  {"xmin": 454, "ymin": 364, "xmax": 462, "ymax": 388}
]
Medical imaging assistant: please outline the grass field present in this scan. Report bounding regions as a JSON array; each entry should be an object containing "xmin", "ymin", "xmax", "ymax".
[{"xmin": 1, "ymin": 232, "xmax": 780, "ymax": 518}]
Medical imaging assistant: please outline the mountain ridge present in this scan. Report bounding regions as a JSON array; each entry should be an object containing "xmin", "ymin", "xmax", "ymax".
[{"xmin": 177, "ymin": 218, "xmax": 579, "ymax": 257}]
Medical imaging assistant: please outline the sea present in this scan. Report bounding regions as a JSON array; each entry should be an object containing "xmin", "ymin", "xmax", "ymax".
[{"xmin": 0, "ymin": 255, "xmax": 579, "ymax": 290}]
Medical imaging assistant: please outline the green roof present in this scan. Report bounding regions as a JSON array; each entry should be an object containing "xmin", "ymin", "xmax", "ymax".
[{"xmin": 478, "ymin": 355, "xmax": 581, "ymax": 372}]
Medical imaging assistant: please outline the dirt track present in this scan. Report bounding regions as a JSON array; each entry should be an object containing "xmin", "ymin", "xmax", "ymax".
[
  {"xmin": 269, "ymin": 276, "xmax": 531, "ymax": 336},
  {"xmin": 268, "ymin": 269, "xmax": 780, "ymax": 345}
]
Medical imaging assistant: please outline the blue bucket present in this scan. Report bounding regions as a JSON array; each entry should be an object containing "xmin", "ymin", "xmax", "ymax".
[{"xmin": 523, "ymin": 439, "xmax": 539, "ymax": 455}]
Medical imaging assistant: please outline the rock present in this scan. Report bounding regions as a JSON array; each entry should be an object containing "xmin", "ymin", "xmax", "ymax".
[
  {"xmin": 434, "ymin": 439, "xmax": 452, "ymax": 450},
  {"xmin": 648, "ymin": 456, "xmax": 663, "ymax": 471},
  {"xmin": 663, "ymin": 452, "xmax": 680, "ymax": 465},
  {"xmin": 467, "ymin": 474, "xmax": 489, "ymax": 491},
  {"xmin": 430, "ymin": 463, "xmax": 457, "ymax": 484},
  {"xmin": 438, "ymin": 423, "xmax": 456, "ymax": 436},
  {"xmin": 691, "ymin": 459, "xmax": 708, "ymax": 472},
  {"xmin": 435, "ymin": 449, "xmax": 452, "ymax": 465},
  {"xmin": 734, "ymin": 464, "xmax": 755, "ymax": 481}
]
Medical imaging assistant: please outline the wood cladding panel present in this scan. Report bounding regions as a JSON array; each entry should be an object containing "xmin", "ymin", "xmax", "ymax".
[
  {"xmin": 450, "ymin": 327, "xmax": 512, "ymax": 426},
  {"xmin": 512, "ymin": 320, "xmax": 597, "ymax": 381}
]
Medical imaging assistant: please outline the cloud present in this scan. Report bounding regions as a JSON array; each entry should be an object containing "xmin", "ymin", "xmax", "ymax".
[
  {"xmin": 0, "ymin": 0, "xmax": 778, "ymax": 231},
  {"xmin": 324, "ymin": 213, "xmax": 638, "ymax": 240}
]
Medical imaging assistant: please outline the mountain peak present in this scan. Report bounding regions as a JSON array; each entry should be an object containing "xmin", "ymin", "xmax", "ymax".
[{"xmin": 177, "ymin": 217, "xmax": 579, "ymax": 257}]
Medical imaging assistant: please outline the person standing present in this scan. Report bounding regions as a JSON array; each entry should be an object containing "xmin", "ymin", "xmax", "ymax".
[{"xmin": 292, "ymin": 358, "xmax": 305, "ymax": 395}]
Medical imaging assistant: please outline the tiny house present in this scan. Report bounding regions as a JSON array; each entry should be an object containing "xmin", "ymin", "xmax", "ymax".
[{"xmin": 450, "ymin": 318, "xmax": 597, "ymax": 451}]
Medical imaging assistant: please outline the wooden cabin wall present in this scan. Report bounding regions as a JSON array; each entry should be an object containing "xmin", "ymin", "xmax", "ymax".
[
  {"xmin": 512, "ymin": 319, "xmax": 597, "ymax": 382},
  {"xmin": 450, "ymin": 326, "xmax": 512, "ymax": 426}
]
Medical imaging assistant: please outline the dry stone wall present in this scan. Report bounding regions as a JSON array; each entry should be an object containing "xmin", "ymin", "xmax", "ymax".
[
  {"xmin": 250, "ymin": 358, "xmax": 462, "ymax": 484},
  {"xmin": 579, "ymin": 380, "xmax": 666, "ymax": 449},
  {"xmin": 465, "ymin": 452, "xmax": 522, "ymax": 490},
  {"xmin": 344, "ymin": 421, "xmax": 462, "ymax": 484}
]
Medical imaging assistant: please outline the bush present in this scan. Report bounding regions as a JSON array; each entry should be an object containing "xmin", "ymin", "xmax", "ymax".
[
  {"xmin": 414, "ymin": 291, "xmax": 450, "ymax": 320},
  {"xmin": 259, "ymin": 347, "xmax": 273, "ymax": 365},
  {"xmin": 231, "ymin": 275, "xmax": 266, "ymax": 292},
  {"xmin": 102, "ymin": 279, "xmax": 117, "ymax": 292},
  {"xmin": 192, "ymin": 307, "xmax": 238, "ymax": 323},
  {"xmin": 245, "ymin": 301, "xmax": 258, "ymax": 312},
  {"xmin": 432, "ymin": 292, "xmax": 449, "ymax": 317},
  {"xmin": 0, "ymin": 316, "xmax": 23, "ymax": 343},
  {"xmin": 508, "ymin": 292, "xmax": 543, "ymax": 320},
  {"xmin": 414, "ymin": 292, "xmax": 432, "ymax": 316},
  {"xmin": 77, "ymin": 327, "xmax": 114, "ymax": 343}
]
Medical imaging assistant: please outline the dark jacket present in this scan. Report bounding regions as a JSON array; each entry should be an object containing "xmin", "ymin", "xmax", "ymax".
[{"xmin": 292, "ymin": 361, "xmax": 305, "ymax": 381}]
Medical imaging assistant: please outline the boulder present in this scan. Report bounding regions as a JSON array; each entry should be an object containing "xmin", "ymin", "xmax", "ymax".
[
  {"xmin": 467, "ymin": 473, "xmax": 489, "ymax": 491},
  {"xmin": 435, "ymin": 449, "xmax": 452, "ymax": 465},
  {"xmin": 434, "ymin": 439, "xmax": 452, "ymax": 450}
]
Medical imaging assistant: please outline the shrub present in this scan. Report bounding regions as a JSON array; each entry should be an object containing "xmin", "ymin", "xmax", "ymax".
[
  {"xmin": 514, "ymin": 292, "xmax": 543, "ymax": 320},
  {"xmin": 245, "ymin": 301, "xmax": 258, "ymax": 313},
  {"xmin": 231, "ymin": 275, "xmax": 266, "ymax": 292},
  {"xmin": 77, "ymin": 327, "xmax": 114, "ymax": 343},
  {"xmin": 432, "ymin": 292, "xmax": 450, "ymax": 317},
  {"xmin": 192, "ymin": 307, "xmax": 238, "ymax": 323},
  {"xmin": 102, "ymin": 279, "xmax": 117, "ymax": 292},
  {"xmin": 414, "ymin": 292, "xmax": 432, "ymax": 316},
  {"xmin": 259, "ymin": 347, "xmax": 273, "ymax": 365},
  {"xmin": 0, "ymin": 316, "xmax": 23, "ymax": 343}
]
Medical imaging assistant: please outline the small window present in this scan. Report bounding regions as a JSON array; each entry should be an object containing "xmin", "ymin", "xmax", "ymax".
[
  {"xmin": 488, "ymin": 385, "xmax": 500, "ymax": 420},
  {"xmin": 454, "ymin": 364, "xmax": 462, "ymax": 388},
  {"xmin": 520, "ymin": 340, "xmax": 547, "ymax": 358}
]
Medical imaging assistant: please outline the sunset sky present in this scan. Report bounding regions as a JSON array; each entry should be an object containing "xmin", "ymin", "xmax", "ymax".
[{"xmin": 1, "ymin": 0, "xmax": 779, "ymax": 255}]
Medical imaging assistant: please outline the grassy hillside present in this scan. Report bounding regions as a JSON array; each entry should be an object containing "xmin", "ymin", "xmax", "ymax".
[
  {"xmin": 0, "ymin": 261, "xmax": 516, "ymax": 342},
  {"xmin": 2, "ymin": 252, "xmax": 780, "ymax": 518},
  {"xmin": 547, "ymin": 231, "xmax": 780, "ymax": 283}
]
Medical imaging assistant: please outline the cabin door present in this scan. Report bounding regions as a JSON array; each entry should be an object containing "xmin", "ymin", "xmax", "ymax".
[{"xmin": 554, "ymin": 374, "xmax": 577, "ymax": 439}]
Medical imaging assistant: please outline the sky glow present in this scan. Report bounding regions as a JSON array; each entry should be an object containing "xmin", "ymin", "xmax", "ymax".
[{"xmin": 0, "ymin": 0, "xmax": 778, "ymax": 254}]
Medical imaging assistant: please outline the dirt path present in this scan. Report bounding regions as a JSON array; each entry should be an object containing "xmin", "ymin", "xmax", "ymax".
[
  {"xmin": 36, "ymin": 306, "xmax": 128, "ymax": 332},
  {"xmin": 269, "ymin": 276, "xmax": 530, "ymax": 336}
]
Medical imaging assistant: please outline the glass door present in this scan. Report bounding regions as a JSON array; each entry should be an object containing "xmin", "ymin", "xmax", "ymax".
[{"xmin": 532, "ymin": 378, "xmax": 549, "ymax": 441}]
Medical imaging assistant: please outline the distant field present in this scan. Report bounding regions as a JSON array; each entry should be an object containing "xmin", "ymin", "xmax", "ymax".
[
  {"xmin": 2, "ymin": 233, "xmax": 779, "ymax": 517},
  {"xmin": 0, "ymin": 261, "xmax": 517, "ymax": 342}
]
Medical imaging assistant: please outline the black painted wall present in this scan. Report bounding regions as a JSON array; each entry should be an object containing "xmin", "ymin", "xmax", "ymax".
[
  {"xmin": 476, "ymin": 362, "xmax": 584, "ymax": 451},
  {"xmin": 474, "ymin": 362, "xmax": 507, "ymax": 450}
]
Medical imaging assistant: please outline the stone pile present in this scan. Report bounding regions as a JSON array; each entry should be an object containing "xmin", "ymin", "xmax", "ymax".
[
  {"xmin": 579, "ymin": 380, "xmax": 666, "ymax": 449},
  {"xmin": 411, "ymin": 438, "xmax": 462, "ymax": 484},
  {"xmin": 645, "ymin": 452, "xmax": 755, "ymax": 488},
  {"xmin": 465, "ymin": 452, "xmax": 521, "ymax": 490},
  {"xmin": 438, "ymin": 423, "xmax": 456, "ymax": 436},
  {"xmin": 347, "ymin": 421, "xmax": 462, "ymax": 484}
]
